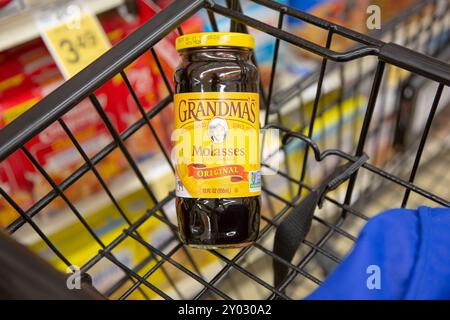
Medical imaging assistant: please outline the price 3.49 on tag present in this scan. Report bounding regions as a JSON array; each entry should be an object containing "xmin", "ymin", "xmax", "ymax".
[{"xmin": 34, "ymin": 1, "xmax": 111, "ymax": 79}]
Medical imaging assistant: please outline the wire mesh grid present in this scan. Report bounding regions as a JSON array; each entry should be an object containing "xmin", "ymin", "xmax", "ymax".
[{"xmin": 0, "ymin": 0, "xmax": 449, "ymax": 300}]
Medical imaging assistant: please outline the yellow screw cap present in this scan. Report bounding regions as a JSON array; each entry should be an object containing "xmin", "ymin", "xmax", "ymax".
[{"xmin": 176, "ymin": 32, "xmax": 255, "ymax": 51}]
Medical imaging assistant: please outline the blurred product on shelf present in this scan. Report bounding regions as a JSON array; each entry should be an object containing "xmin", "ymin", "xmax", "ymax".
[
  {"xmin": 372, "ymin": 0, "xmax": 424, "ymax": 22},
  {"xmin": 0, "ymin": 1, "xmax": 197, "ymax": 227},
  {"xmin": 0, "ymin": 0, "xmax": 12, "ymax": 8},
  {"xmin": 288, "ymin": 0, "xmax": 420, "ymax": 39},
  {"xmin": 288, "ymin": 0, "xmax": 369, "ymax": 52},
  {"xmin": 287, "ymin": 0, "xmax": 417, "ymax": 58},
  {"xmin": 138, "ymin": 0, "xmax": 204, "ymax": 140},
  {"xmin": 0, "ymin": 0, "xmax": 19, "ymax": 17}
]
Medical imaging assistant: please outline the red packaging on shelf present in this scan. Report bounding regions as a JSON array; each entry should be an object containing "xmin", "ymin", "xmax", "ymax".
[{"xmin": 0, "ymin": 4, "xmax": 171, "ymax": 222}]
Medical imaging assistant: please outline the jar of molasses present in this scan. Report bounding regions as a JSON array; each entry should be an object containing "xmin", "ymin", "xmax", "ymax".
[{"xmin": 173, "ymin": 32, "xmax": 261, "ymax": 248}]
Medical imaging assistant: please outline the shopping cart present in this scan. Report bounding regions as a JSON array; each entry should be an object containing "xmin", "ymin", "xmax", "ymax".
[{"xmin": 0, "ymin": 0, "xmax": 449, "ymax": 300}]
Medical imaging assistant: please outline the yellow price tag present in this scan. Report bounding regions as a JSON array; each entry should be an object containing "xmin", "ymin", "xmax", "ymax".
[{"xmin": 35, "ymin": 2, "xmax": 111, "ymax": 79}]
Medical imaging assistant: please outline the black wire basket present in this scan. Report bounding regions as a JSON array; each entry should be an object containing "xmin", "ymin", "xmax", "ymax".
[{"xmin": 0, "ymin": 0, "xmax": 449, "ymax": 300}]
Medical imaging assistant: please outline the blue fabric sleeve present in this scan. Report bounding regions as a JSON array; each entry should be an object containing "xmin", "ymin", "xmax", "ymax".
[
  {"xmin": 306, "ymin": 207, "xmax": 450, "ymax": 300},
  {"xmin": 404, "ymin": 207, "xmax": 450, "ymax": 299}
]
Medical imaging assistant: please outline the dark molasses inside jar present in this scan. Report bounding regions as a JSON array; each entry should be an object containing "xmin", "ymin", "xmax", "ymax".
[{"xmin": 173, "ymin": 32, "xmax": 261, "ymax": 249}]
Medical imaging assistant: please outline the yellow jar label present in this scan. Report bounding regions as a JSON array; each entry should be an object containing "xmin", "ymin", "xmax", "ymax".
[{"xmin": 173, "ymin": 92, "xmax": 261, "ymax": 198}]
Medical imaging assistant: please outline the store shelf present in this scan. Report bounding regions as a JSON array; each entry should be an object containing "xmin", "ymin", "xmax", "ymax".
[{"xmin": 0, "ymin": 0, "xmax": 124, "ymax": 52}]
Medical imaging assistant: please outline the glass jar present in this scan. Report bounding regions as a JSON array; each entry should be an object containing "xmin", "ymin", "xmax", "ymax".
[{"xmin": 173, "ymin": 32, "xmax": 261, "ymax": 248}]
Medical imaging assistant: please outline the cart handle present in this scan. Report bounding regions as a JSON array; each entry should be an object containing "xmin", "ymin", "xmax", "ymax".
[{"xmin": 380, "ymin": 43, "xmax": 450, "ymax": 86}]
